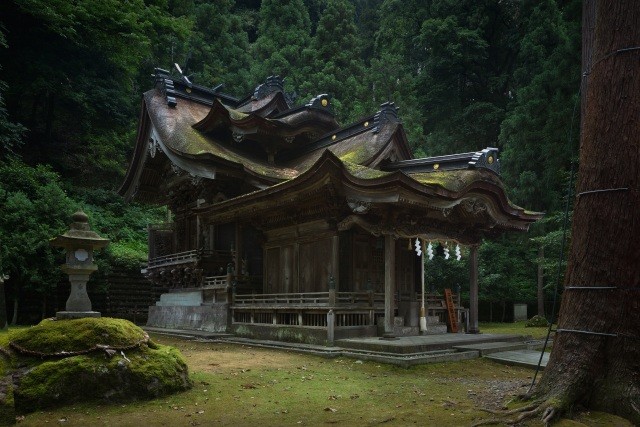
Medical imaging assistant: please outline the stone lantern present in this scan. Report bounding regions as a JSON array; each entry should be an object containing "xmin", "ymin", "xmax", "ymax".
[{"xmin": 50, "ymin": 211, "xmax": 109, "ymax": 319}]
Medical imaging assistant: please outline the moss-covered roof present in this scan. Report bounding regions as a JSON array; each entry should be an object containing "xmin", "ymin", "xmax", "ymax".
[
  {"xmin": 342, "ymin": 161, "xmax": 391, "ymax": 179},
  {"xmin": 409, "ymin": 169, "xmax": 505, "ymax": 193}
]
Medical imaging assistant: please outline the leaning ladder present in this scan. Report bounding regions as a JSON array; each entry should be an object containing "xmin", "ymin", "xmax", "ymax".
[{"xmin": 444, "ymin": 288, "xmax": 459, "ymax": 333}]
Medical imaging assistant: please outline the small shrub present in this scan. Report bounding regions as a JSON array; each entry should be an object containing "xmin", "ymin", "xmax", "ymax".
[{"xmin": 525, "ymin": 315, "xmax": 549, "ymax": 327}]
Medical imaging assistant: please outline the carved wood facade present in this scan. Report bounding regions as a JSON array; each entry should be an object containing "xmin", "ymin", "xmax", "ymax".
[{"xmin": 120, "ymin": 69, "xmax": 542, "ymax": 339}]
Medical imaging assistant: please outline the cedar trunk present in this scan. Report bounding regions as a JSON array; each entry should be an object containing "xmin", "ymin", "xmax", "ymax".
[{"xmin": 534, "ymin": 1, "xmax": 640, "ymax": 423}]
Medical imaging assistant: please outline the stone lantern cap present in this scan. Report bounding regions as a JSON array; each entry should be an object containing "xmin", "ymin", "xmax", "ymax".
[{"xmin": 50, "ymin": 211, "xmax": 110, "ymax": 250}]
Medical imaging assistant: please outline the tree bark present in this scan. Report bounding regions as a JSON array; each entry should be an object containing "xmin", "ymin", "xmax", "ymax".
[
  {"xmin": 533, "ymin": 2, "xmax": 640, "ymax": 424},
  {"xmin": 11, "ymin": 296, "xmax": 18, "ymax": 325}
]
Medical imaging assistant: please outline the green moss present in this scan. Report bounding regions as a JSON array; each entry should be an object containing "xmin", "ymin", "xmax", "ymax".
[
  {"xmin": 410, "ymin": 170, "xmax": 482, "ymax": 192},
  {"xmin": 9, "ymin": 317, "xmax": 147, "ymax": 355},
  {"xmin": 14, "ymin": 343, "xmax": 191, "ymax": 412},
  {"xmin": 342, "ymin": 161, "xmax": 390, "ymax": 179},
  {"xmin": 339, "ymin": 147, "xmax": 370, "ymax": 165},
  {"xmin": 180, "ymin": 128, "xmax": 297, "ymax": 180},
  {"xmin": 0, "ymin": 374, "xmax": 14, "ymax": 426},
  {"xmin": 3, "ymin": 319, "xmax": 191, "ymax": 414}
]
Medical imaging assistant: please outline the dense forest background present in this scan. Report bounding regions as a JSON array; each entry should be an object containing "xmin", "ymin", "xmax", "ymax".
[{"xmin": 0, "ymin": 0, "xmax": 580, "ymax": 323}]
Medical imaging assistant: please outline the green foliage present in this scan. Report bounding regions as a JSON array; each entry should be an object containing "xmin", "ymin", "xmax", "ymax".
[
  {"xmin": 424, "ymin": 244, "xmax": 469, "ymax": 294},
  {"xmin": 251, "ymin": 0, "xmax": 312, "ymax": 91},
  {"xmin": 0, "ymin": 0, "xmax": 189, "ymax": 185},
  {"xmin": 414, "ymin": 0, "xmax": 520, "ymax": 155},
  {"xmin": 175, "ymin": 0, "xmax": 253, "ymax": 96},
  {"xmin": 479, "ymin": 236, "xmax": 538, "ymax": 303},
  {"xmin": 526, "ymin": 314, "xmax": 550, "ymax": 327},
  {"xmin": 0, "ymin": 160, "xmax": 74, "ymax": 296},
  {"xmin": 299, "ymin": 0, "xmax": 370, "ymax": 122},
  {"xmin": 69, "ymin": 188, "xmax": 165, "ymax": 276},
  {"xmin": 0, "ymin": 30, "xmax": 25, "ymax": 157},
  {"xmin": 500, "ymin": 0, "xmax": 579, "ymax": 213}
]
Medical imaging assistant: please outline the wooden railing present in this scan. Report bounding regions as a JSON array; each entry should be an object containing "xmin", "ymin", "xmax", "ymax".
[
  {"xmin": 232, "ymin": 291, "xmax": 385, "ymax": 308},
  {"xmin": 147, "ymin": 250, "xmax": 199, "ymax": 269},
  {"xmin": 203, "ymin": 275, "xmax": 228, "ymax": 289},
  {"xmin": 146, "ymin": 249, "xmax": 232, "ymax": 270},
  {"xmin": 234, "ymin": 292, "xmax": 330, "ymax": 306}
]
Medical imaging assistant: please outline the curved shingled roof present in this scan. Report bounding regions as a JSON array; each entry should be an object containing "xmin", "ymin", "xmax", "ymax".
[
  {"xmin": 194, "ymin": 150, "xmax": 542, "ymax": 243},
  {"xmin": 119, "ymin": 69, "xmax": 542, "ymax": 241}
]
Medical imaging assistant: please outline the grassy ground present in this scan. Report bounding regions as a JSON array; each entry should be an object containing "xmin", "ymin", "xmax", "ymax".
[
  {"xmin": 2, "ymin": 322, "xmax": 632, "ymax": 426},
  {"xmin": 479, "ymin": 321, "xmax": 552, "ymax": 340}
]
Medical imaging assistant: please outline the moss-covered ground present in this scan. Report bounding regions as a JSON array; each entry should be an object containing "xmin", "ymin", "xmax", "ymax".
[
  {"xmin": 3, "ymin": 321, "xmax": 631, "ymax": 426},
  {"xmin": 479, "ymin": 321, "xmax": 553, "ymax": 340}
]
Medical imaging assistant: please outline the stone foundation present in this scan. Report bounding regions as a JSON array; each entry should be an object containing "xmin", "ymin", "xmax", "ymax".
[{"xmin": 147, "ymin": 303, "xmax": 228, "ymax": 332}]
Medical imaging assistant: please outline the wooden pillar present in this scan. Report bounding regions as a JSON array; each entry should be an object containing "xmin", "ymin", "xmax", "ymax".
[
  {"xmin": 331, "ymin": 234, "xmax": 340, "ymax": 290},
  {"xmin": 235, "ymin": 222, "xmax": 242, "ymax": 279},
  {"xmin": 468, "ymin": 244, "xmax": 480, "ymax": 334},
  {"xmin": 382, "ymin": 234, "xmax": 397, "ymax": 339},
  {"xmin": 196, "ymin": 199, "xmax": 203, "ymax": 249}
]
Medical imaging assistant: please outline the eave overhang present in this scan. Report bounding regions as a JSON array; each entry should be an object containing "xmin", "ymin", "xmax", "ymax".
[{"xmin": 194, "ymin": 150, "xmax": 543, "ymax": 242}]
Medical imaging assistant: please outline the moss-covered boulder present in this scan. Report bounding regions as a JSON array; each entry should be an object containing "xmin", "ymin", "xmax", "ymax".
[{"xmin": 1, "ymin": 317, "xmax": 192, "ymax": 417}]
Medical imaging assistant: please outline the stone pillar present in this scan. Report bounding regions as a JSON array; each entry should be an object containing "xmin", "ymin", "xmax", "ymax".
[
  {"xmin": 66, "ymin": 274, "xmax": 93, "ymax": 312},
  {"xmin": 468, "ymin": 244, "xmax": 480, "ymax": 334},
  {"xmin": 382, "ymin": 234, "xmax": 397, "ymax": 339},
  {"xmin": 327, "ymin": 309, "xmax": 335, "ymax": 345}
]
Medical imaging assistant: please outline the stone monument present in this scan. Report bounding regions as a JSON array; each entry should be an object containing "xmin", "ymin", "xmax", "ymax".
[{"xmin": 50, "ymin": 211, "xmax": 109, "ymax": 319}]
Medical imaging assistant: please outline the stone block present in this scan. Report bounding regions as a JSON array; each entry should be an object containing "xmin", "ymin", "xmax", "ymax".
[{"xmin": 156, "ymin": 291, "xmax": 203, "ymax": 307}]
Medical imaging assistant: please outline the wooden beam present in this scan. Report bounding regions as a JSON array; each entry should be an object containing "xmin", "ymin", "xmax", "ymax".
[
  {"xmin": 235, "ymin": 222, "xmax": 242, "ymax": 277},
  {"xmin": 382, "ymin": 234, "xmax": 397, "ymax": 339},
  {"xmin": 468, "ymin": 244, "xmax": 480, "ymax": 334},
  {"xmin": 331, "ymin": 234, "xmax": 340, "ymax": 291}
]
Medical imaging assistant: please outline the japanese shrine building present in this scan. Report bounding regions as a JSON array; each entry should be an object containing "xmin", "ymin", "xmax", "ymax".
[{"xmin": 119, "ymin": 69, "xmax": 542, "ymax": 344}]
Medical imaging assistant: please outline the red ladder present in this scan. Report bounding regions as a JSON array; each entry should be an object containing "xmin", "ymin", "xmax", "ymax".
[{"xmin": 444, "ymin": 288, "xmax": 459, "ymax": 333}]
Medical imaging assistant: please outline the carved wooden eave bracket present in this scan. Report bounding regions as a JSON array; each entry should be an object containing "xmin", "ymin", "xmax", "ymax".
[{"xmin": 336, "ymin": 215, "xmax": 482, "ymax": 245}]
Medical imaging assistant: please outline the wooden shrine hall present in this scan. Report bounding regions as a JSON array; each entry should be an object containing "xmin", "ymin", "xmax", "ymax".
[{"xmin": 119, "ymin": 68, "xmax": 542, "ymax": 344}]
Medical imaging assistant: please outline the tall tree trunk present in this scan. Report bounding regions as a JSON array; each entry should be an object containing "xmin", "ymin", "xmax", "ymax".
[
  {"xmin": 537, "ymin": 246, "xmax": 545, "ymax": 317},
  {"xmin": 11, "ymin": 296, "xmax": 18, "ymax": 325},
  {"xmin": 533, "ymin": 2, "xmax": 640, "ymax": 424},
  {"xmin": 0, "ymin": 277, "xmax": 7, "ymax": 329}
]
